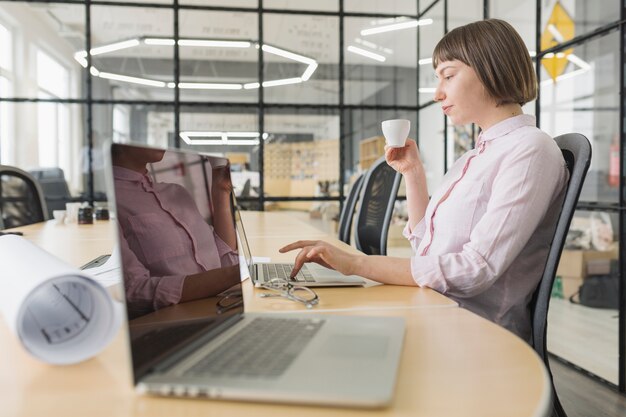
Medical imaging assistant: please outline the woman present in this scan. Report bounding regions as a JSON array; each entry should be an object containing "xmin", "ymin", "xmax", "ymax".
[
  {"xmin": 113, "ymin": 145, "xmax": 240, "ymax": 318},
  {"xmin": 281, "ymin": 19, "xmax": 568, "ymax": 343}
]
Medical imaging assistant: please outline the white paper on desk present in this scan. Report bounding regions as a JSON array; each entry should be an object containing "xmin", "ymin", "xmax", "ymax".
[
  {"xmin": 0, "ymin": 235, "xmax": 123, "ymax": 365},
  {"xmin": 81, "ymin": 245, "xmax": 122, "ymax": 288}
]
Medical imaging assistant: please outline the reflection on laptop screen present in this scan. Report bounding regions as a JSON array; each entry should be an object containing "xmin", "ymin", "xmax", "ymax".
[
  {"xmin": 110, "ymin": 143, "xmax": 242, "ymax": 381},
  {"xmin": 234, "ymin": 207, "xmax": 254, "ymax": 276}
]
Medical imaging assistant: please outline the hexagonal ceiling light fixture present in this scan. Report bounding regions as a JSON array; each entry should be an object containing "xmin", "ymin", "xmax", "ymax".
[{"xmin": 73, "ymin": 36, "xmax": 318, "ymax": 90}]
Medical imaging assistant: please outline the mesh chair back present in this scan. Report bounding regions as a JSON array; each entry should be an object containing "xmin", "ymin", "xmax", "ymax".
[
  {"xmin": 337, "ymin": 174, "xmax": 364, "ymax": 244},
  {"xmin": 29, "ymin": 168, "xmax": 72, "ymax": 217},
  {"xmin": 353, "ymin": 157, "xmax": 401, "ymax": 255},
  {"xmin": 531, "ymin": 133, "xmax": 591, "ymax": 417},
  {"xmin": 0, "ymin": 165, "xmax": 49, "ymax": 229}
]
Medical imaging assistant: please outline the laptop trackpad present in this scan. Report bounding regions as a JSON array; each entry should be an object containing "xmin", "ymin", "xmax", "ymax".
[
  {"xmin": 319, "ymin": 334, "xmax": 389, "ymax": 358},
  {"xmin": 307, "ymin": 264, "xmax": 363, "ymax": 282}
]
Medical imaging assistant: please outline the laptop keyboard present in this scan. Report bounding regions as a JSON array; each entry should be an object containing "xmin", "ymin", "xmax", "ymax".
[
  {"xmin": 185, "ymin": 317, "xmax": 325, "ymax": 379},
  {"xmin": 262, "ymin": 263, "xmax": 315, "ymax": 283}
]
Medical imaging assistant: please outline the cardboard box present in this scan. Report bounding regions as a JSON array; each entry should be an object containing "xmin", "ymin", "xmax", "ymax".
[
  {"xmin": 556, "ymin": 247, "xmax": 618, "ymax": 298},
  {"xmin": 560, "ymin": 275, "xmax": 583, "ymax": 299},
  {"xmin": 556, "ymin": 247, "xmax": 618, "ymax": 280}
]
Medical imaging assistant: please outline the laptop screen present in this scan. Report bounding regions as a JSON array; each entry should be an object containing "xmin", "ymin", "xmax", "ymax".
[
  {"xmin": 233, "ymin": 206, "xmax": 255, "ymax": 280},
  {"xmin": 110, "ymin": 143, "xmax": 243, "ymax": 382}
]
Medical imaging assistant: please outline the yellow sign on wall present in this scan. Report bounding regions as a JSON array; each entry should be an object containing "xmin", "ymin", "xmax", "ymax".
[{"xmin": 541, "ymin": 2, "xmax": 575, "ymax": 81}]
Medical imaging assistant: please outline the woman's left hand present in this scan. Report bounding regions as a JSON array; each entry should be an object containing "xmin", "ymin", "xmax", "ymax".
[{"xmin": 279, "ymin": 240, "xmax": 361, "ymax": 278}]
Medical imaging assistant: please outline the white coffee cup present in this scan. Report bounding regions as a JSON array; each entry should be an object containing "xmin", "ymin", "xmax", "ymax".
[
  {"xmin": 52, "ymin": 210, "xmax": 66, "ymax": 225},
  {"xmin": 65, "ymin": 202, "xmax": 82, "ymax": 224},
  {"xmin": 381, "ymin": 119, "xmax": 411, "ymax": 148}
]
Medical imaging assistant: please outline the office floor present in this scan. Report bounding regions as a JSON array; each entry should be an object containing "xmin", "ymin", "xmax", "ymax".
[
  {"xmin": 548, "ymin": 298, "xmax": 619, "ymax": 384},
  {"xmin": 552, "ymin": 358, "xmax": 626, "ymax": 417}
]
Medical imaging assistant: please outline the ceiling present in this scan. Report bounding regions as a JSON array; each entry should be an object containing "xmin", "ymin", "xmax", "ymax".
[{"xmin": 16, "ymin": 1, "xmax": 537, "ymax": 103}]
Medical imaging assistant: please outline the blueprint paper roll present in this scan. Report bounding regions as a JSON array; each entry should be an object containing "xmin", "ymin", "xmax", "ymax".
[{"xmin": 0, "ymin": 235, "xmax": 122, "ymax": 365}]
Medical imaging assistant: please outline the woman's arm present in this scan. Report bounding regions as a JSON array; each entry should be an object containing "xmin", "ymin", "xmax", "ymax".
[
  {"xmin": 180, "ymin": 265, "xmax": 241, "ymax": 303},
  {"xmin": 385, "ymin": 140, "xmax": 429, "ymax": 230},
  {"xmin": 280, "ymin": 240, "xmax": 415, "ymax": 286},
  {"xmin": 211, "ymin": 165, "xmax": 238, "ymax": 250}
]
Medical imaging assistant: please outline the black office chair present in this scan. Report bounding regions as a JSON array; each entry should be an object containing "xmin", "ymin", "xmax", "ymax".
[
  {"xmin": 0, "ymin": 165, "xmax": 49, "ymax": 229},
  {"xmin": 337, "ymin": 174, "xmax": 364, "ymax": 245},
  {"xmin": 353, "ymin": 157, "xmax": 401, "ymax": 255},
  {"xmin": 530, "ymin": 133, "xmax": 592, "ymax": 417},
  {"xmin": 29, "ymin": 167, "xmax": 73, "ymax": 218}
]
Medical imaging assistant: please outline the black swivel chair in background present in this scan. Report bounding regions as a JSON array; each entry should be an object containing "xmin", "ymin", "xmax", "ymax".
[
  {"xmin": 353, "ymin": 156, "xmax": 401, "ymax": 255},
  {"xmin": 530, "ymin": 133, "xmax": 592, "ymax": 417},
  {"xmin": 337, "ymin": 174, "xmax": 364, "ymax": 245},
  {"xmin": 29, "ymin": 167, "xmax": 73, "ymax": 218},
  {"xmin": 0, "ymin": 165, "xmax": 49, "ymax": 229}
]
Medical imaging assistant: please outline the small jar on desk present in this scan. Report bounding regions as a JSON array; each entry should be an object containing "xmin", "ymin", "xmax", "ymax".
[
  {"xmin": 77, "ymin": 206, "xmax": 94, "ymax": 225},
  {"xmin": 95, "ymin": 207, "xmax": 110, "ymax": 221}
]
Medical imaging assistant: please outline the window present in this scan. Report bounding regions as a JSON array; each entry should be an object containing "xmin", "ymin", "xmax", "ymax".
[
  {"xmin": 0, "ymin": 21, "xmax": 13, "ymax": 165},
  {"xmin": 36, "ymin": 50, "xmax": 70, "ymax": 171},
  {"xmin": 37, "ymin": 50, "xmax": 70, "ymax": 99},
  {"xmin": 113, "ymin": 105, "xmax": 131, "ymax": 143},
  {"xmin": 0, "ymin": 21, "xmax": 12, "ymax": 72}
]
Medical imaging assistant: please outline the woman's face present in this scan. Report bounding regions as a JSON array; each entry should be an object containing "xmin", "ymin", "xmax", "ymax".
[{"xmin": 433, "ymin": 59, "xmax": 494, "ymax": 126}]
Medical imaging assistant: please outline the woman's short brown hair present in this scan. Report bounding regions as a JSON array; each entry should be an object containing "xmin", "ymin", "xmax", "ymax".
[{"xmin": 432, "ymin": 19, "xmax": 537, "ymax": 106}]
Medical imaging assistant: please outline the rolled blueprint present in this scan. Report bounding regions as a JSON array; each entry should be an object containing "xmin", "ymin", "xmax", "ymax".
[{"xmin": 0, "ymin": 235, "xmax": 122, "ymax": 364}]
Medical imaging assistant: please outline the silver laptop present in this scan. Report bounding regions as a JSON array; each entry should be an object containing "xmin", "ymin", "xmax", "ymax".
[
  {"xmin": 107, "ymin": 143, "xmax": 404, "ymax": 408},
  {"xmin": 234, "ymin": 207, "xmax": 366, "ymax": 287}
]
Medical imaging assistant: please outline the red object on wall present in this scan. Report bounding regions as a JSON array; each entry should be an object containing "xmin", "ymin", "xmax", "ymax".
[{"xmin": 608, "ymin": 142, "xmax": 619, "ymax": 187}]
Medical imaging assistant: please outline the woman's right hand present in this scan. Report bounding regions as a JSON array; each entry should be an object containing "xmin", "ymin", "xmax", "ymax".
[
  {"xmin": 279, "ymin": 240, "xmax": 362, "ymax": 278},
  {"xmin": 385, "ymin": 139, "xmax": 423, "ymax": 175}
]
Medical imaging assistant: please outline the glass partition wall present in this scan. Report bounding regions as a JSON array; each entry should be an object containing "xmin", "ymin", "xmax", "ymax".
[
  {"xmin": 532, "ymin": 0, "xmax": 625, "ymax": 394},
  {"xmin": 0, "ymin": 0, "xmax": 625, "ymax": 396}
]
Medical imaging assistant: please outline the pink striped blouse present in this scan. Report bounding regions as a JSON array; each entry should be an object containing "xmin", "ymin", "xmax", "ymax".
[
  {"xmin": 403, "ymin": 115, "xmax": 568, "ymax": 342},
  {"xmin": 114, "ymin": 166, "xmax": 238, "ymax": 315}
]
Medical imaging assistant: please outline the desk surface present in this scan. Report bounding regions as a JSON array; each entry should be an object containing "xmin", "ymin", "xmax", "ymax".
[{"xmin": 1, "ymin": 211, "xmax": 551, "ymax": 417}]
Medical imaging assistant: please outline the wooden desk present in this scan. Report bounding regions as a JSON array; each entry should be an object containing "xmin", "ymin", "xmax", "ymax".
[
  {"xmin": 7, "ymin": 220, "xmax": 116, "ymax": 267},
  {"xmin": 1, "ymin": 212, "xmax": 551, "ymax": 417}
]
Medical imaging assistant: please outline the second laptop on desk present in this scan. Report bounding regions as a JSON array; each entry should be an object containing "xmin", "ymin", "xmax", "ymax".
[
  {"xmin": 107, "ymin": 142, "xmax": 404, "ymax": 408},
  {"xmin": 234, "ymin": 207, "xmax": 366, "ymax": 287}
]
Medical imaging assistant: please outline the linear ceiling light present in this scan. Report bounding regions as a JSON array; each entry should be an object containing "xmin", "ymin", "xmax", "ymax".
[
  {"xmin": 144, "ymin": 38, "xmax": 175, "ymax": 46},
  {"xmin": 361, "ymin": 18, "xmax": 433, "ymax": 36},
  {"xmin": 179, "ymin": 39, "xmax": 251, "ymax": 48},
  {"xmin": 243, "ymin": 77, "xmax": 303, "ymax": 89},
  {"xmin": 90, "ymin": 39, "xmax": 141, "ymax": 56},
  {"xmin": 354, "ymin": 37, "xmax": 393, "ymax": 55},
  {"xmin": 547, "ymin": 24, "xmax": 565, "ymax": 43},
  {"xmin": 418, "ymin": 57, "xmax": 432, "ymax": 65},
  {"xmin": 97, "ymin": 71, "xmax": 167, "ymax": 87},
  {"xmin": 145, "ymin": 38, "xmax": 251, "ymax": 48},
  {"xmin": 347, "ymin": 46, "xmax": 386, "ymax": 62},
  {"xmin": 301, "ymin": 62, "xmax": 318, "ymax": 81},
  {"xmin": 261, "ymin": 44, "xmax": 318, "ymax": 82},
  {"xmin": 243, "ymin": 82, "xmax": 260, "ymax": 89},
  {"xmin": 180, "ymin": 131, "xmax": 264, "ymax": 146},
  {"xmin": 74, "ymin": 52, "xmax": 88, "ymax": 68},
  {"xmin": 176, "ymin": 82, "xmax": 243, "ymax": 90},
  {"xmin": 261, "ymin": 44, "xmax": 315, "ymax": 65},
  {"xmin": 75, "ymin": 37, "xmax": 318, "ymax": 90}
]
